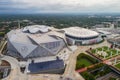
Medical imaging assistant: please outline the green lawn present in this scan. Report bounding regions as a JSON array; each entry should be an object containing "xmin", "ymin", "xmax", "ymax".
[
  {"xmin": 115, "ymin": 63, "xmax": 120, "ymax": 69},
  {"xmin": 76, "ymin": 53, "xmax": 97, "ymax": 70},
  {"xmin": 78, "ymin": 58, "xmax": 93, "ymax": 67},
  {"xmin": 76, "ymin": 58, "xmax": 93, "ymax": 70}
]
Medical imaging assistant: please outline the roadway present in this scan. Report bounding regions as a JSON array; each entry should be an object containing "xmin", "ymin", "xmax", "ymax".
[
  {"xmin": 1, "ymin": 55, "xmax": 27, "ymax": 80},
  {"xmin": 0, "ymin": 41, "xmax": 7, "ymax": 55},
  {"xmin": 63, "ymin": 47, "xmax": 85, "ymax": 80},
  {"xmin": 0, "ymin": 39, "xmax": 112, "ymax": 80},
  {"xmin": 0, "ymin": 40, "xmax": 27, "ymax": 80},
  {"xmin": 62, "ymin": 39, "xmax": 111, "ymax": 80}
]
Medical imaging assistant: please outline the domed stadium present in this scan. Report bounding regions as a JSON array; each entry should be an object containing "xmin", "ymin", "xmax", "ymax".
[{"xmin": 63, "ymin": 27, "xmax": 103, "ymax": 45}]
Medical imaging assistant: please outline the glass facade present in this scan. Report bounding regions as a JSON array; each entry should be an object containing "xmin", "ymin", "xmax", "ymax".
[
  {"xmin": 66, "ymin": 34, "xmax": 102, "ymax": 45},
  {"xmin": 7, "ymin": 38, "xmax": 65, "ymax": 59},
  {"xmin": 43, "ymin": 41, "xmax": 61, "ymax": 50},
  {"xmin": 65, "ymin": 34, "xmax": 98, "ymax": 40}
]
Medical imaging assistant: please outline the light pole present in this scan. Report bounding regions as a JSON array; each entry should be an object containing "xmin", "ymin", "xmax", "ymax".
[
  {"xmin": 103, "ymin": 52, "xmax": 106, "ymax": 59},
  {"xmin": 102, "ymin": 47, "xmax": 103, "ymax": 52},
  {"xmin": 107, "ymin": 47, "xmax": 109, "ymax": 51},
  {"xmin": 114, "ymin": 58, "xmax": 117, "ymax": 65},
  {"xmin": 96, "ymin": 49, "xmax": 98, "ymax": 53},
  {"xmin": 0, "ymin": 59, "xmax": 2, "ymax": 65},
  {"xmin": 117, "ymin": 49, "xmax": 119, "ymax": 55},
  {"xmin": 111, "ymin": 51, "xmax": 113, "ymax": 57}
]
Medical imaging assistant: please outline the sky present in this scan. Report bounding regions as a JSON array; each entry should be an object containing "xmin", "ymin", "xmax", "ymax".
[{"xmin": 0, "ymin": 0, "xmax": 120, "ymax": 14}]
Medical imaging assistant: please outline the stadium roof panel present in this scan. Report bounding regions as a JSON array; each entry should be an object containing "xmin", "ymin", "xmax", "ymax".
[
  {"xmin": 8, "ymin": 29, "xmax": 33, "ymax": 44},
  {"xmin": 11, "ymin": 42, "xmax": 37, "ymax": 58},
  {"xmin": 7, "ymin": 25, "xmax": 62, "ymax": 44},
  {"xmin": 28, "ymin": 34, "xmax": 59, "ymax": 44}
]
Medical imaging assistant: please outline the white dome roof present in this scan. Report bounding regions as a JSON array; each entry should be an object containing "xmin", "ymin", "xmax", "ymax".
[
  {"xmin": 63, "ymin": 27, "xmax": 99, "ymax": 38},
  {"xmin": 22, "ymin": 25, "xmax": 49, "ymax": 33}
]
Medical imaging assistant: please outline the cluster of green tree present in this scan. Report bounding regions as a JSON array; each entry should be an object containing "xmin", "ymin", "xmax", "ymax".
[
  {"xmin": 81, "ymin": 64, "xmax": 111, "ymax": 80},
  {"xmin": 109, "ymin": 77, "xmax": 118, "ymax": 80},
  {"xmin": 93, "ymin": 66, "xmax": 111, "ymax": 78},
  {"xmin": 0, "ymin": 72, "xmax": 3, "ymax": 79},
  {"xmin": 0, "ymin": 14, "xmax": 116, "ymax": 29},
  {"xmin": 87, "ymin": 63, "xmax": 104, "ymax": 71},
  {"xmin": 0, "ymin": 32, "xmax": 5, "ymax": 37},
  {"xmin": 4, "ymin": 28, "xmax": 10, "ymax": 34},
  {"xmin": 81, "ymin": 71, "xmax": 95, "ymax": 80}
]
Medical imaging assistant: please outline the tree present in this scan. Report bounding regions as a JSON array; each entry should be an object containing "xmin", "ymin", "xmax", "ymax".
[{"xmin": 81, "ymin": 71, "xmax": 95, "ymax": 80}]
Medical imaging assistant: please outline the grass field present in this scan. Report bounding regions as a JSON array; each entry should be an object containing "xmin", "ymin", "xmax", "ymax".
[
  {"xmin": 115, "ymin": 63, "xmax": 120, "ymax": 69},
  {"xmin": 78, "ymin": 58, "xmax": 93, "ymax": 67},
  {"xmin": 76, "ymin": 53, "xmax": 97, "ymax": 70}
]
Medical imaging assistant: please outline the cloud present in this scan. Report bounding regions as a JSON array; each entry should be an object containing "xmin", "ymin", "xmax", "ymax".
[{"xmin": 0, "ymin": 0, "xmax": 120, "ymax": 13}]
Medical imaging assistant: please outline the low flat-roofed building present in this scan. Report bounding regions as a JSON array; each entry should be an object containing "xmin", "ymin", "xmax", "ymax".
[
  {"xmin": 95, "ymin": 28, "xmax": 120, "ymax": 38},
  {"xmin": 27, "ymin": 59, "xmax": 65, "ymax": 74}
]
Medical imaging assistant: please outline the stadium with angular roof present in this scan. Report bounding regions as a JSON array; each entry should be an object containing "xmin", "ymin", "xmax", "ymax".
[{"xmin": 7, "ymin": 25, "xmax": 66, "ymax": 60}]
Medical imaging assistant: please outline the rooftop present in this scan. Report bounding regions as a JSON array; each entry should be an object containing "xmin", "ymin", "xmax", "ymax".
[
  {"xmin": 28, "ymin": 59, "xmax": 64, "ymax": 73},
  {"xmin": 7, "ymin": 25, "xmax": 64, "ymax": 44},
  {"xmin": 63, "ymin": 27, "xmax": 99, "ymax": 38},
  {"xmin": 7, "ymin": 25, "xmax": 66, "ymax": 58},
  {"xmin": 23, "ymin": 25, "xmax": 49, "ymax": 33}
]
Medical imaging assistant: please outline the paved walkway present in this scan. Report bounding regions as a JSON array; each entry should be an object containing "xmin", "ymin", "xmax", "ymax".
[
  {"xmin": 75, "ymin": 40, "xmax": 111, "ymax": 73},
  {"xmin": 63, "ymin": 47, "xmax": 85, "ymax": 80},
  {"xmin": 0, "ymin": 41, "xmax": 7, "ymax": 55},
  {"xmin": 1, "ymin": 55, "xmax": 27, "ymax": 80},
  {"xmin": 0, "ymin": 39, "xmax": 112, "ymax": 80}
]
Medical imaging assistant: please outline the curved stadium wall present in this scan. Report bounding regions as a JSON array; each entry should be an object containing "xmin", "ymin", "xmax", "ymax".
[{"xmin": 65, "ymin": 32, "xmax": 102, "ymax": 45}]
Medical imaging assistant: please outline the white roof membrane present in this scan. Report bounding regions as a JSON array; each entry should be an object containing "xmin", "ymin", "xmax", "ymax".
[
  {"xmin": 63, "ymin": 27, "xmax": 99, "ymax": 38},
  {"xmin": 23, "ymin": 25, "xmax": 49, "ymax": 33}
]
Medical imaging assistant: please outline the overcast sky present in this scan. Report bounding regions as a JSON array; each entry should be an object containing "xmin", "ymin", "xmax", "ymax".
[{"xmin": 1, "ymin": 0, "xmax": 120, "ymax": 14}]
